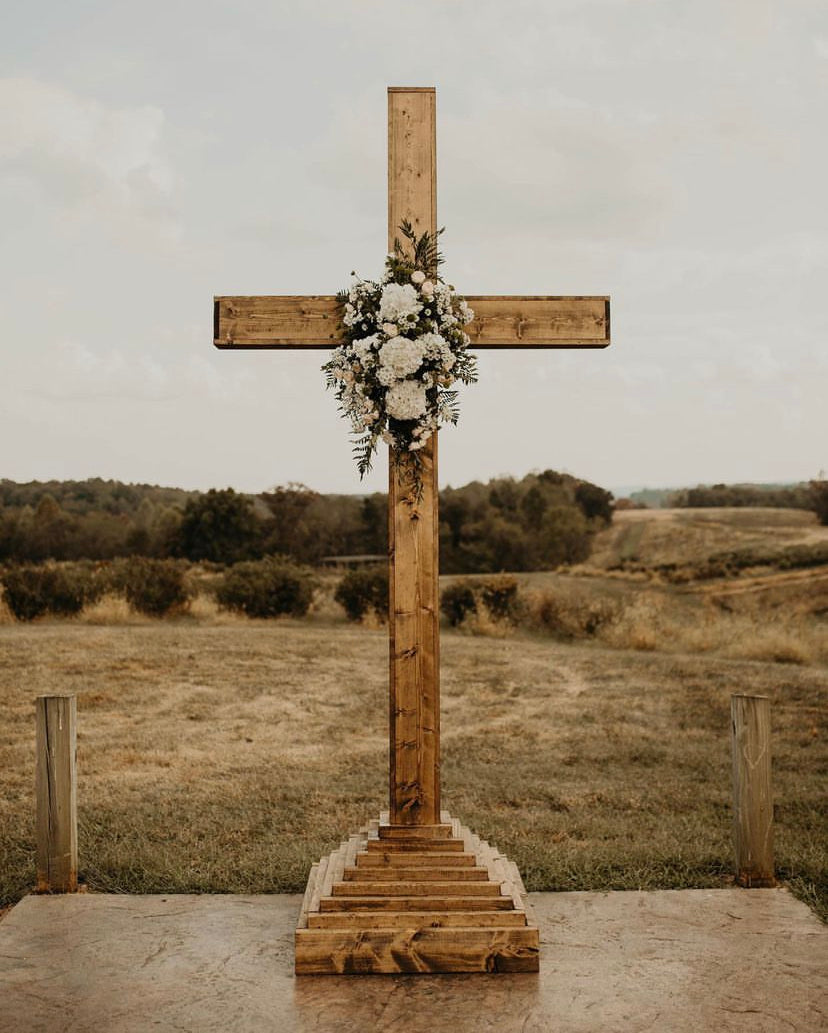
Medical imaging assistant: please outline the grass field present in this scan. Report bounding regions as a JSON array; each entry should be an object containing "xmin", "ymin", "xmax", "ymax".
[
  {"xmin": 1, "ymin": 617, "xmax": 825, "ymax": 920},
  {"xmin": 1, "ymin": 506, "xmax": 825, "ymax": 920}
]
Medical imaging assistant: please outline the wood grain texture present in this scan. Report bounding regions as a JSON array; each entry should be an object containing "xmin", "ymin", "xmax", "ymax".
[
  {"xmin": 295, "ymin": 927, "xmax": 539, "ymax": 974},
  {"xmin": 35, "ymin": 695, "xmax": 78, "ymax": 893},
  {"xmin": 356, "ymin": 851, "xmax": 476, "ymax": 868},
  {"xmin": 307, "ymin": 910, "xmax": 529, "ymax": 930},
  {"xmin": 387, "ymin": 86, "xmax": 436, "ymax": 252},
  {"xmin": 731, "ymin": 694, "xmax": 776, "ymax": 888},
  {"xmin": 385, "ymin": 88, "xmax": 440, "ymax": 827},
  {"xmin": 343, "ymin": 866, "xmax": 490, "ymax": 881},
  {"xmin": 213, "ymin": 294, "xmax": 609, "ymax": 348},
  {"xmin": 465, "ymin": 295, "xmax": 609, "ymax": 347}
]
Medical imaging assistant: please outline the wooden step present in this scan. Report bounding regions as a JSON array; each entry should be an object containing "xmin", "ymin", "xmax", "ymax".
[
  {"xmin": 356, "ymin": 851, "xmax": 476, "ymax": 868},
  {"xmin": 378, "ymin": 824, "xmax": 453, "ymax": 840},
  {"xmin": 307, "ymin": 909, "xmax": 529, "ymax": 930},
  {"xmin": 296, "ymin": 811, "xmax": 539, "ymax": 973},
  {"xmin": 332, "ymin": 880, "xmax": 504, "ymax": 897},
  {"xmin": 319, "ymin": 895, "xmax": 516, "ymax": 912},
  {"xmin": 366, "ymin": 838, "xmax": 465, "ymax": 853},
  {"xmin": 295, "ymin": 926, "xmax": 539, "ymax": 974},
  {"xmin": 343, "ymin": 865, "xmax": 490, "ymax": 882}
]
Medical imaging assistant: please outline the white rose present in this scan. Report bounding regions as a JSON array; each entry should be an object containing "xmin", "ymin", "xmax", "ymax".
[
  {"xmin": 420, "ymin": 280, "xmax": 434, "ymax": 297},
  {"xmin": 381, "ymin": 322, "xmax": 398, "ymax": 337},
  {"xmin": 411, "ymin": 270, "xmax": 425, "ymax": 285}
]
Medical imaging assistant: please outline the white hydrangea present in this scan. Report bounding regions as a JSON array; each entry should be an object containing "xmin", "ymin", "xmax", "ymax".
[
  {"xmin": 378, "ymin": 335, "xmax": 425, "ymax": 379},
  {"xmin": 379, "ymin": 282, "xmax": 422, "ymax": 323},
  {"xmin": 385, "ymin": 381, "xmax": 427, "ymax": 420}
]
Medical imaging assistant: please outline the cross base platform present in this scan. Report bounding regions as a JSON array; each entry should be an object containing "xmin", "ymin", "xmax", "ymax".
[{"xmin": 295, "ymin": 812, "xmax": 539, "ymax": 974}]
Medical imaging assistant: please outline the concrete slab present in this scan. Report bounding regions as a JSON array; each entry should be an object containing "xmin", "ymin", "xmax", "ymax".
[{"xmin": 0, "ymin": 889, "xmax": 825, "ymax": 1033}]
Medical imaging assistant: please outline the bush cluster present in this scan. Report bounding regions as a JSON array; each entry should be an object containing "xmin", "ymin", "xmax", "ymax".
[
  {"xmin": 1, "ymin": 564, "xmax": 103, "ymax": 621},
  {"xmin": 439, "ymin": 574, "xmax": 520, "ymax": 627},
  {"xmin": 121, "ymin": 558, "xmax": 191, "ymax": 617},
  {"xmin": 440, "ymin": 581, "xmax": 477, "ymax": 626},
  {"xmin": 216, "ymin": 557, "xmax": 315, "ymax": 618},
  {"xmin": 334, "ymin": 568, "xmax": 388, "ymax": 622}
]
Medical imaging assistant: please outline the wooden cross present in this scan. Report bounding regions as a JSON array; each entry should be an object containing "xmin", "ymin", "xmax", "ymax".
[
  {"xmin": 215, "ymin": 86, "xmax": 609, "ymax": 828},
  {"xmin": 214, "ymin": 87, "xmax": 609, "ymax": 973}
]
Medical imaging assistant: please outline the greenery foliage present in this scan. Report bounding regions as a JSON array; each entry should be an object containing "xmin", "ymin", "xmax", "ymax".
[
  {"xmin": 215, "ymin": 557, "xmax": 315, "ymax": 618},
  {"xmin": 334, "ymin": 568, "xmax": 389, "ymax": 622}
]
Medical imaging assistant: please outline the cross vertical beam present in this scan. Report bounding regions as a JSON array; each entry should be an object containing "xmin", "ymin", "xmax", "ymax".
[{"xmin": 387, "ymin": 88, "xmax": 440, "ymax": 825}]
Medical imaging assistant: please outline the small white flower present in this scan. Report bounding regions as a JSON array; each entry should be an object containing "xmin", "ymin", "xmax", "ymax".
[{"xmin": 411, "ymin": 270, "xmax": 425, "ymax": 285}]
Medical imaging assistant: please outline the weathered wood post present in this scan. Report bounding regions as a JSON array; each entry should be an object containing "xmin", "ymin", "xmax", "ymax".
[
  {"xmin": 731, "ymin": 693, "xmax": 775, "ymax": 888},
  {"xmin": 35, "ymin": 695, "xmax": 78, "ymax": 893}
]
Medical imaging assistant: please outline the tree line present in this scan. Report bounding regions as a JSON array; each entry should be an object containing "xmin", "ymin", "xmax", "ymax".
[{"xmin": 0, "ymin": 471, "xmax": 614, "ymax": 573}]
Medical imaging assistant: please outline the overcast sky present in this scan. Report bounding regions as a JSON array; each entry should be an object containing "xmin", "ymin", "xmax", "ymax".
[{"xmin": 2, "ymin": 0, "xmax": 826, "ymax": 496}]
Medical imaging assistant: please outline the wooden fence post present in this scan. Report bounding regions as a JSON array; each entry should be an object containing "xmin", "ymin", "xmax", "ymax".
[
  {"xmin": 731, "ymin": 693, "xmax": 775, "ymax": 888},
  {"xmin": 35, "ymin": 695, "xmax": 78, "ymax": 893}
]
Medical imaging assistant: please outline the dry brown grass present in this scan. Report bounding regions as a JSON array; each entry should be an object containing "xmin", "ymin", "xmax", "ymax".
[
  {"xmin": 1, "ymin": 620, "xmax": 825, "ymax": 921},
  {"xmin": 589, "ymin": 507, "xmax": 827, "ymax": 571}
]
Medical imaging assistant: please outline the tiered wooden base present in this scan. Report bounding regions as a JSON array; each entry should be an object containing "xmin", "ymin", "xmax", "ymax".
[{"xmin": 295, "ymin": 812, "xmax": 539, "ymax": 974}]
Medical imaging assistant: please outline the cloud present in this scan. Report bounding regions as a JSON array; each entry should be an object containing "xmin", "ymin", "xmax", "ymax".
[
  {"xmin": 20, "ymin": 340, "xmax": 253, "ymax": 404},
  {"xmin": 0, "ymin": 77, "xmax": 176, "ymax": 233}
]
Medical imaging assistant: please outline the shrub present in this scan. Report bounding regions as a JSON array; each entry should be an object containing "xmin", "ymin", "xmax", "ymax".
[
  {"xmin": 334, "ymin": 568, "xmax": 388, "ymax": 622},
  {"xmin": 527, "ymin": 588, "xmax": 618, "ymax": 639},
  {"xmin": 0, "ymin": 564, "xmax": 103, "ymax": 621},
  {"xmin": 440, "ymin": 581, "xmax": 477, "ymax": 626},
  {"xmin": 479, "ymin": 574, "xmax": 520, "ymax": 621},
  {"xmin": 216, "ymin": 556, "xmax": 314, "ymax": 618},
  {"xmin": 123, "ymin": 558, "xmax": 191, "ymax": 617}
]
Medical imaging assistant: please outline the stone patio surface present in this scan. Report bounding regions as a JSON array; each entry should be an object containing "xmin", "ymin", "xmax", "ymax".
[{"xmin": 0, "ymin": 888, "xmax": 825, "ymax": 1033}]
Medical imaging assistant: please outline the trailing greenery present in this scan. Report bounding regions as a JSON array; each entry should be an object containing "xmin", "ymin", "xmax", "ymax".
[{"xmin": 216, "ymin": 557, "xmax": 315, "ymax": 618}]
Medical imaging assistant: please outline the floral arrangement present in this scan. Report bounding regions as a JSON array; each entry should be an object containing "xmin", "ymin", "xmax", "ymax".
[{"xmin": 323, "ymin": 221, "xmax": 477, "ymax": 491}]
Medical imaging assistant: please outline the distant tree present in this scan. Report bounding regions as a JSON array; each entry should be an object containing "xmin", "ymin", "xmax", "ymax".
[
  {"xmin": 520, "ymin": 485, "xmax": 548, "ymax": 529},
  {"xmin": 169, "ymin": 488, "xmax": 261, "ymax": 564},
  {"xmin": 360, "ymin": 494, "xmax": 387, "ymax": 555},
  {"xmin": 574, "ymin": 481, "xmax": 614, "ymax": 525},
  {"xmin": 809, "ymin": 480, "xmax": 828, "ymax": 526}
]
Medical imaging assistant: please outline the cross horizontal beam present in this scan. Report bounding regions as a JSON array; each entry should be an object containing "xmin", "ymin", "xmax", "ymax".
[{"xmin": 213, "ymin": 295, "xmax": 609, "ymax": 350}]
